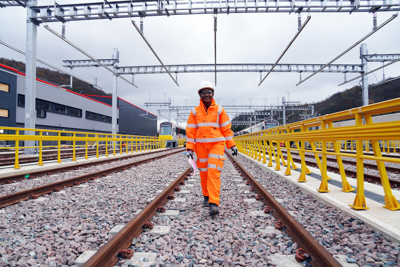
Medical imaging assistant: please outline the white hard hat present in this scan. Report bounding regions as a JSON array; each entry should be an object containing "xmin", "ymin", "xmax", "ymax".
[{"xmin": 198, "ymin": 80, "xmax": 214, "ymax": 94}]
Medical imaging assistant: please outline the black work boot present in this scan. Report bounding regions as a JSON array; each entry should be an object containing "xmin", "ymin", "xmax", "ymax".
[
  {"xmin": 203, "ymin": 196, "xmax": 209, "ymax": 207},
  {"xmin": 209, "ymin": 203, "xmax": 219, "ymax": 216}
]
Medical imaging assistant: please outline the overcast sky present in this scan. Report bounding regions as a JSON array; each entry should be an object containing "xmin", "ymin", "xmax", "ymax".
[{"xmin": 1, "ymin": 1, "xmax": 399, "ymax": 125}]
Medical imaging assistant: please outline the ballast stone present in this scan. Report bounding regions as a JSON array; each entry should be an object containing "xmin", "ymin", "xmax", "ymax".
[{"xmin": 125, "ymin": 252, "xmax": 157, "ymax": 267}]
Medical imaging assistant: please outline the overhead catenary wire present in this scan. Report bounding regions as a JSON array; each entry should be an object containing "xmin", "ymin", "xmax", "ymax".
[
  {"xmin": 130, "ymin": 20, "xmax": 179, "ymax": 87},
  {"xmin": 44, "ymin": 24, "xmax": 138, "ymax": 88},
  {"xmin": 296, "ymin": 14, "xmax": 398, "ymax": 86},
  {"xmin": 0, "ymin": 39, "xmax": 100, "ymax": 89},
  {"xmin": 338, "ymin": 57, "xmax": 400, "ymax": 86},
  {"xmin": 214, "ymin": 12, "xmax": 217, "ymax": 86},
  {"xmin": 258, "ymin": 15, "xmax": 311, "ymax": 86}
]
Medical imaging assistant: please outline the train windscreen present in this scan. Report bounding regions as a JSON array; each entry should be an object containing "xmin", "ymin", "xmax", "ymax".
[{"xmin": 160, "ymin": 124, "xmax": 172, "ymax": 135}]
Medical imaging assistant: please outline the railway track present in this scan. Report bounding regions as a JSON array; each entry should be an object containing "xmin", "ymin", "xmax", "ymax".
[
  {"xmin": 1, "ymin": 150, "xmax": 399, "ymax": 266},
  {"xmin": 0, "ymin": 148, "xmax": 176, "ymax": 185},
  {"xmin": 0, "ymin": 148, "xmax": 185, "ymax": 208},
  {"xmin": 83, "ymin": 150, "xmax": 341, "ymax": 266}
]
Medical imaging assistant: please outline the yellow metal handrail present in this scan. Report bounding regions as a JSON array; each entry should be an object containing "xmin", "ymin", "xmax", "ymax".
[
  {"xmin": 0, "ymin": 126, "xmax": 167, "ymax": 169},
  {"xmin": 234, "ymin": 98, "xmax": 400, "ymax": 211}
]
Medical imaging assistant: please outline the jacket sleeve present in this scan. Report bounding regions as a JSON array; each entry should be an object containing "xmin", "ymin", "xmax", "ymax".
[
  {"xmin": 219, "ymin": 108, "xmax": 236, "ymax": 149},
  {"xmin": 186, "ymin": 109, "xmax": 197, "ymax": 151}
]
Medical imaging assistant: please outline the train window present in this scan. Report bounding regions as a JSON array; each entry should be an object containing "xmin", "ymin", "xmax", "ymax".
[{"xmin": 160, "ymin": 124, "xmax": 172, "ymax": 135}]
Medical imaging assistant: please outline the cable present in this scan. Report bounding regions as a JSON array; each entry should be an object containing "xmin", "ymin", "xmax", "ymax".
[
  {"xmin": 259, "ymin": 16, "xmax": 311, "ymax": 86},
  {"xmin": 338, "ymin": 57, "xmax": 400, "ymax": 86},
  {"xmin": 44, "ymin": 24, "xmax": 138, "ymax": 88},
  {"xmin": 297, "ymin": 14, "xmax": 398, "ymax": 86},
  {"xmin": 130, "ymin": 20, "xmax": 179, "ymax": 87},
  {"xmin": 0, "ymin": 39, "xmax": 99, "ymax": 88},
  {"xmin": 214, "ymin": 12, "xmax": 217, "ymax": 86}
]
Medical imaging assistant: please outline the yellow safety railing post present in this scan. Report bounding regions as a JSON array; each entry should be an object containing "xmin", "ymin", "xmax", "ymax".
[
  {"xmin": 298, "ymin": 126, "xmax": 307, "ymax": 182},
  {"xmin": 105, "ymin": 135, "xmax": 109, "ymax": 157},
  {"xmin": 72, "ymin": 133, "xmax": 76, "ymax": 161},
  {"xmin": 38, "ymin": 131, "xmax": 43, "ymax": 166},
  {"xmin": 318, "ymin": 121, "xmax": 330, "ymax": 192},
  {"xmin": 349, "ymin": 113, "xmax": 368, "ymax": 209},
  {"xmin": 267, "ymin": 137, "xmax": 274, "ymax": 167},
  {"xmin": 113, "ymin": 134, "xmax": 116, "ymax": 156},
  {"xmin": 262, "ymin": 133, "xmax": 267, "ymax": 164},
  {"xmin": 135, "ymin": 138, "xmax": 138, "ymax": 153},
  {"xmin": 328, "ymin": 122, "xmax": 354, "ymax": 192},
  {"xmin": 131, "ymin": 137, "xmax": 133, "ymax": 153},
  {"xmin": 365, "ymin": 115, "xmax": 400, "ymax": 210},
  {"xmin": 57, "ymin": 132, "xmax": 62, "ymax": 163},
  {"xmin": 85, "ymin": 134, "xmax": 89, "ymax": 159},
  {"xmin": 14, "ymin": 130, "xmax": 20, "ymax": 169},
  {"xmin": 96, "ymin": 134, "xmax": 99, "ymax": 158},
  {"xmin": 284, "ymin": 139, "xmax": 292, "ymax": 176}
]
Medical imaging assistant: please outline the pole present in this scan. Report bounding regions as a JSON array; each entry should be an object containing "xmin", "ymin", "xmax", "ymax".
[
  {"xmin": 360, "ymin": 44, "xmax": 369, "ymax": 106},
  {"xmin": 24, "ymin": 0, "xmax": 38, "ymax": 155},
  {"xmin": 112, "ymin": 72, "xmax": 118, "ymax": 134},
  {"xmin": 282, "ymin": 97, "xmax": 286, "ymax": 125}
]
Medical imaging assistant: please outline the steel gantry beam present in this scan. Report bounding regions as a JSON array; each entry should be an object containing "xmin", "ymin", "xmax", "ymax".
[
  {"xmin": 116, "ymin": 63, "xmax": 363, "ymax": 75},
  {"xmin": 62, "ymin": 58, "xmax": 118, "ymax": 68},
  {"xmin": 363, "ymin": 54, "xmax": 400, "ymax": 62},
  {"xmin": 12, "ymin": 0, "xmax": 400, "ymax": 23}
]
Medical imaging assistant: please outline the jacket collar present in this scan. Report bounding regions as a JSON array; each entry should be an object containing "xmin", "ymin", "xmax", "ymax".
[{"xmin": 200, "ymin": 99, "xmax": 216, "ymax": 109}]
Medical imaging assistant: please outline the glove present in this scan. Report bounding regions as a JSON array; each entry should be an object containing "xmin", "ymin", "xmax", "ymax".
[
  {"xmin": 186, "ymin": 150, "xmax": 194, "ymax": 159},
  {"xmin": 231, "ymin": 146, "xmax": 238, "ymax": 156}
]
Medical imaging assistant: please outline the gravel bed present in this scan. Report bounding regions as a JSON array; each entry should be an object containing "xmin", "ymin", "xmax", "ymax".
[
  {"xmin": 117, "ymin": 156, "xmax": 296, "ymax": 267},
  {"xmin": 233, "ymin": 154, "xmax": 400, "ymax": 267},
  {"xmin": 0, "ymin": 149, "xmax": 178, "ymax": 197},
  {"xmin": 0, "ymin": 152, "xmax": 187, "ymax": 266}
]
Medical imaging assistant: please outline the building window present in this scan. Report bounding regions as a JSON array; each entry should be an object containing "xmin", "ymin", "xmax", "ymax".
[
  {"xmin": 17, "ymin": 94, "xmax": 82, "ymax": 118},
  {"xmin": 0, "ymin": 109, "xmax": 9, "ymax": 118},
  {"xmin": 37, "ymin": 109, "xmax": 46, "ymax": 118},
  {"xmin": 0, "ymin": 83, "xmax": 9, "ymax": 93},
  {"xmin": 86, "ymin": 111, "xmax": 112, "ymax": 124}
]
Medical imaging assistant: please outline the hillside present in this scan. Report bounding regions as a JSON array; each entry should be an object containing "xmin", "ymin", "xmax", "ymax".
[
  {"xmin": 232, "ymin": 77, "xmax": 400, "ymax": 132},
  {"xmin": 0, "ymin": 58, "xmax": 110, "ymax": 96}
]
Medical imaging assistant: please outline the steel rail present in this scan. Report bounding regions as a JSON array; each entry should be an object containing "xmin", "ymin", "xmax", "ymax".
[
  {"xmin": 225, "ymin": 150, "xmax": 342, "ymax": 267},
  {"xmin": 0, "ymin": 148, "xmax": 185, "ymax": 208},
  {"xmin": 130, "ymin": 20, "xmax": 179, "ymax": 87},
  {"xmin": 258, "ymin": 16, "xmax": 311, "ymax": 86},
  {"xmin": 0, "ymin": 148, "xmax": 175, "ymax": 185},
  {"xmin": 82, "ymin": 167, "xmax": 191, "ymax": 266},
  {"xmin": 296, "ymin": 14, "xmax": 398, "ymax": 86}
]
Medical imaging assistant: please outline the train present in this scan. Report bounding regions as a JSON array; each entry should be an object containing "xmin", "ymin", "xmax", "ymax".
[
  {"xmin": 159, "ymin": 122, "xmax": 187, "ymax": 148},
  {"xmin": 234, "ymin": 119, "xmax": 279, "ymax": 136}
]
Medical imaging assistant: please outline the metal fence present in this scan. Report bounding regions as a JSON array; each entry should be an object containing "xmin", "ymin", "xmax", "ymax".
[{"xmin": 234, "ymin": 98, "xmax": 400, "ymax": 211}]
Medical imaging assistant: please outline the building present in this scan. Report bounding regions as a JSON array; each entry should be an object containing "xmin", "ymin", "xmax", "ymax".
[
  {"xmin": 84, "ymin": 95, "xmax": 157, "ymax": 136},
  {"xmin": 0, "ymin": 63, "xmax": 116, "ymax": 134}
]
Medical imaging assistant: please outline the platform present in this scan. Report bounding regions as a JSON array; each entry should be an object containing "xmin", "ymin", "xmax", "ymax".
[{"xmin": 239, "ymin": 153, "xmax": 400, "ymax": 243}]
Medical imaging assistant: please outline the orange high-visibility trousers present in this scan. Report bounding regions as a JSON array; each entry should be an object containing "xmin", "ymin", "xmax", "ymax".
[{"xmin": 195, "ymin": 142, "xmax": 226, "ymax": 205}]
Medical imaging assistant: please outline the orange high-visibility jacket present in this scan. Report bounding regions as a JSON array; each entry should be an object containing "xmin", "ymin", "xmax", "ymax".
[{"xmin": 186, "ymin": 99, "xmax": 235, "ymax": 151}]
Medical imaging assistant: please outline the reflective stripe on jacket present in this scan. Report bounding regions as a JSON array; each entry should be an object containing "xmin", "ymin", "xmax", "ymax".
[{"xmin": 186, "ymin": 99, "xmax": 235, "ymax": 151}]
